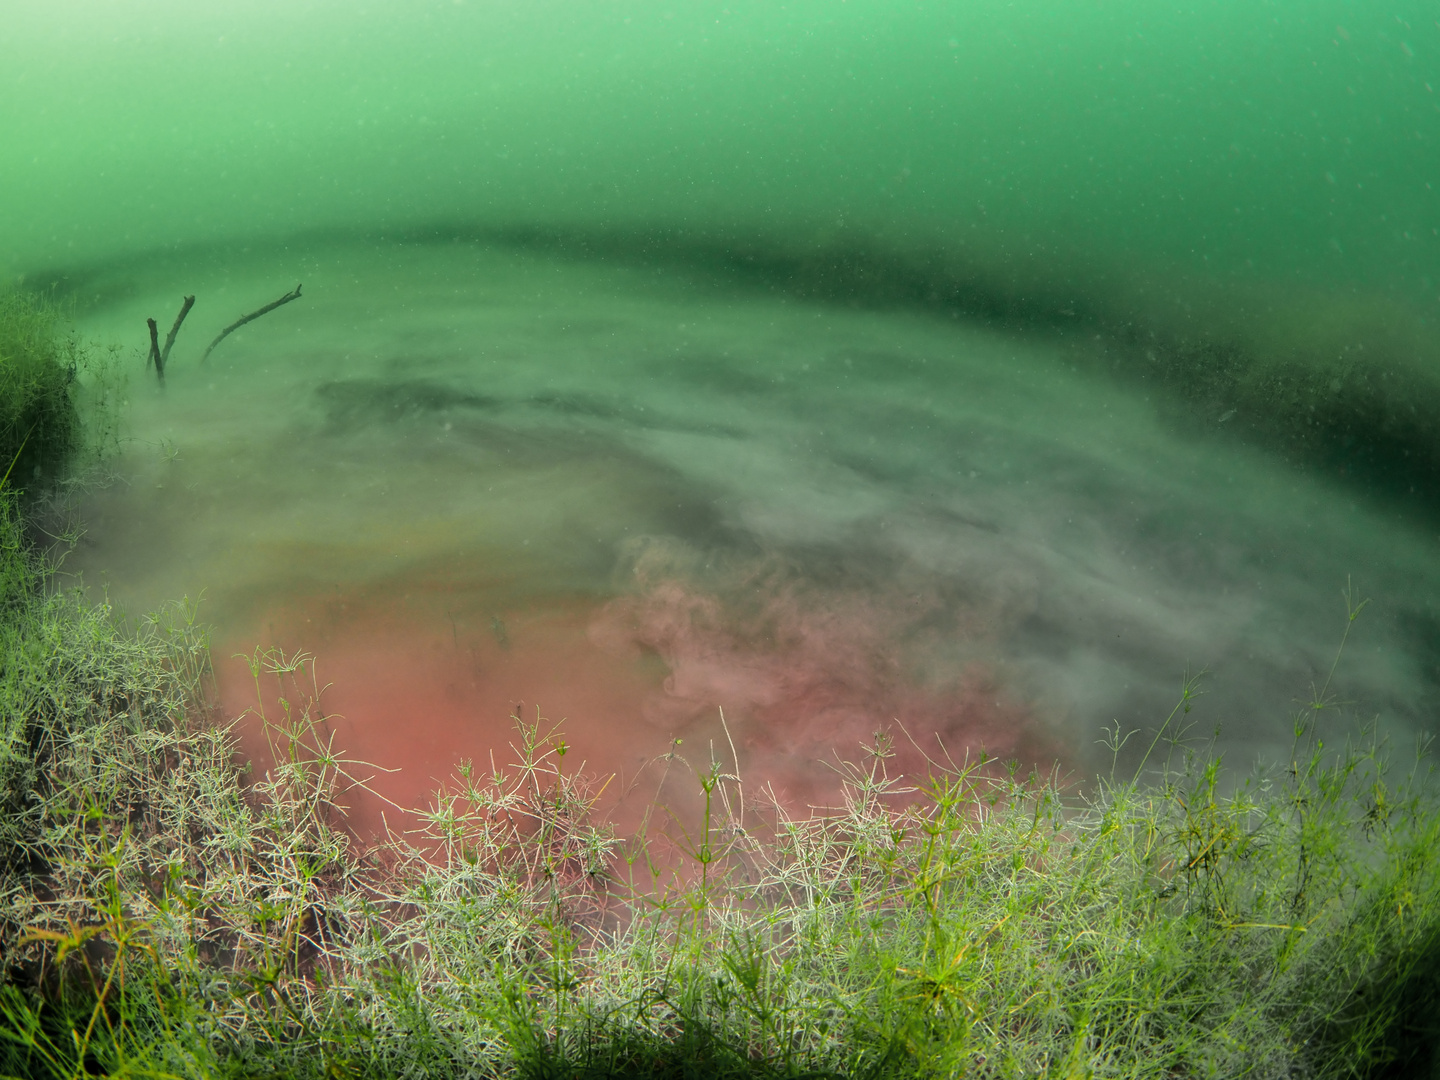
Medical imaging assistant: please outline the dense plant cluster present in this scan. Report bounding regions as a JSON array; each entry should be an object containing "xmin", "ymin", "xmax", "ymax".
[
  {"xmin": 0, "ymin": 293, "xmax": 82, "ymax": 495},
  {"xmin": 0, "ymin": 512, "xmax": 1436, "ymax": 1079},
  {"xmin": 0, "ymin": 289, "xmax": 1435, "ymax": 1078}
]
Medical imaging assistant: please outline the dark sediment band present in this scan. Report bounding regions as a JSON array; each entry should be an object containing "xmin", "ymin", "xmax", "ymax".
[{"xmin": 26, "ymin": 218, "xmax": 1440, "ymax": 522}]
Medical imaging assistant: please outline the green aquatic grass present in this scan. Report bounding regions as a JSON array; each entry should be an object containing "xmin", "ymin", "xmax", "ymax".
[
  {"xmin": 0, "ymin": 493, "xmax": 1435, "ymax": 1080},
  {"xmin": 0, "ymin": 289, "xmax": 127, "ymax": 511},
  {"xmin": 0, "ymin": 293, "xmax": 82, "ymax": 495}
]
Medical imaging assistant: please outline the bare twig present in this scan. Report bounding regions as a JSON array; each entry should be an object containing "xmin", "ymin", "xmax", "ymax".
[
  {"xmin": 146, "ymin": 319, "xmax": 161, "ymax": 373},
  {"xmin": 201, "ymin": 284, "xmax": 303, "ymax": 363},
  {"xmin": 160, "ymin": 295, "xmax": 195, "ymax": 374},
  {"xmin": 145, "ymin": 295, "xmax": 196, "ymax": 382}
]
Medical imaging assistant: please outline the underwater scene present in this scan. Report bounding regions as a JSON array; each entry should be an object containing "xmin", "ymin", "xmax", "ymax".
[
  {"xmin": 9, "ymin": 3, "xmax": 1440, "ymax": 1077},
  {"xmin": 5, "ymin": 0, "xmax": 1439, "ymax": 820}
]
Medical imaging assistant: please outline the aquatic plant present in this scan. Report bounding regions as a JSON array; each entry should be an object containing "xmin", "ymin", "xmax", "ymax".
[
  {"xmin": 0, "ymin": 293, "xmax": 82, "ymax": 496},
  {"xmin": 0, "ymin": 494, "xmax": 1434, "ymax": 1080},
  {"xmin": 0, "ymin": 290, "xmax": 129, "ymax": 507},
  {"xmin": 0, "ymin": 300, "xmax": 1434, "ymax": 1074}
]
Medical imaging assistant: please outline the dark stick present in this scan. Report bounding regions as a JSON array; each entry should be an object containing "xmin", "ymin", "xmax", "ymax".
[
  {"xmin": 159, "ymin": 295, "xmax": 195, "ymax": 374},
  {"xmin": 201, "ymin": 284, "xmax": 303, "ymax": 363},
  {"xmin": 146, "ymin": 319, "xmax": 162, "ymax": 375}
]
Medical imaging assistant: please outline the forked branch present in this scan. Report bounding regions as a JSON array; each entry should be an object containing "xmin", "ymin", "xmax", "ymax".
[{"xmin": 145, "ymin": 294, "xmax": 196, "ymax": 382}]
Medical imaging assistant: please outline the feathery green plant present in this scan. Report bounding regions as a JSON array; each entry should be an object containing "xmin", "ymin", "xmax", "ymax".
[
  {"xmin": 0, "ymin": 502, "xmax": 1434, "ymax": 1080},
  {"xmin": 0, "ymin": 293, "xmax": 82, "ymax": 497}
]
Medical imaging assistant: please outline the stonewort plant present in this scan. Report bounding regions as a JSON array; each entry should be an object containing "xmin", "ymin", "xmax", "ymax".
[
  {"xmin": 0, "ymin": 520, "xmax": 1435, "ymax": 1079},
  {"xmin": 0, "ymin": 291, "xmax": 1436, "ymax": 1078}
]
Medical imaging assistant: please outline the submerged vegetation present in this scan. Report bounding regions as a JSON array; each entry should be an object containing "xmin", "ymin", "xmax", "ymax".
[
  {"xmin": 0, "ymin": 288, "xmax": 1437, "ymax": 1079},
  {"xmin": 0, "ymin": 290, "xmax": 125, "ymax": 499},
  {"xmin": 0, "ymin": 293, "xmax": 82, "ymax": 494},
  {"xmin": 0, "ymin": 491, "xmax": 1437, "ymax": 1078}
]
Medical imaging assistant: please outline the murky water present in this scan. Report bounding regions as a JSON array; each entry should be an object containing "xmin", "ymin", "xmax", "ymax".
[
  {"xmin": 5, "ymin": 2, "xmax": 1438, "ymax": 825},
  {"xmin": 47, "ymin": 238, "xmax": 1434, "ymax": 825}
]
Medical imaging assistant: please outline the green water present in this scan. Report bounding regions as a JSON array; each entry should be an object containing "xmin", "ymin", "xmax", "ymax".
[
  {"xmin": 6, "ymin": 1, "xmax": 1438, "ymax": 298},
  {"xmin": 3, "ymin": 1, "xmax": 1438, "ymax": 814}
]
